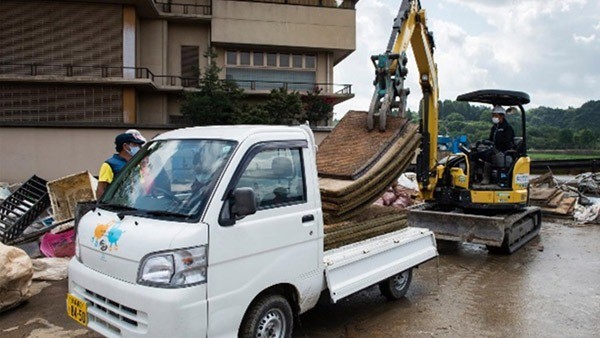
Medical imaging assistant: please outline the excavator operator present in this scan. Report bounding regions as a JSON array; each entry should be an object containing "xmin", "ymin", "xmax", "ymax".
[
  {"xmin": 489, "ymin": 105, "xmax": 515, "ymax": 152},
  {"xmin": 473, "ymin": 105, "xmax": 515, "ymax": 161},
  {"xmin": 471, "ymin": 105, "xmax": 515, "ymax": 184}
]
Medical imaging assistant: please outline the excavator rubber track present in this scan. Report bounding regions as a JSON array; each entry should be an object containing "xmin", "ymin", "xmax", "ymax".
[{"xmin": 408, "ymin": 203, "xmax": 542, "ymax": 254}]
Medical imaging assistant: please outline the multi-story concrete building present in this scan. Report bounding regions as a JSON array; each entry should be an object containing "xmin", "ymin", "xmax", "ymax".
[
  {"xmin": 0, "ymin": 0, "xmax": 358, "ymax": 182},
  {"xmin": 0, "ymin": 0, "xmax": 356, "ymax": 125}
]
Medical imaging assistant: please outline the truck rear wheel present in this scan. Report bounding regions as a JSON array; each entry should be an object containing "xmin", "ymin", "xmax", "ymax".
[
  {"xmin": 239, "ymin": 294, "xmax": 293, "ymax": 338},
  {"xmin": 379, "ymin": 269, "xmax": 412, "ymax": 300}
]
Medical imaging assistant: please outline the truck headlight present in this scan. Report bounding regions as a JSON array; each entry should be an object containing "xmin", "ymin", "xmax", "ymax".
[{"xmin": 137, "ymin": 246, "xmax": 207, "ymax": 288}]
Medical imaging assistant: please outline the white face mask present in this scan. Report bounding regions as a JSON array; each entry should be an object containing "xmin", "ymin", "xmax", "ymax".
[
  {"xmin": 127, "ymin": 145, "xmax": 140, "ymax": 156},
  {"xmin": 492, "ymin": 117, "xmax": 500, "ymax": 124}
]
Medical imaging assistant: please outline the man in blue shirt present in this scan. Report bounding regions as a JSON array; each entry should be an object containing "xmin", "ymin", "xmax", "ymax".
[{"xmin": 96, "ymin": 133, "xmax": 145, "ymax": 199}]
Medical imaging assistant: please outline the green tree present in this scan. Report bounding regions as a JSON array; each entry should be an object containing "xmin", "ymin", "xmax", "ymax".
[
  {"xmin": 263, "ymin": 87, "xmax": 304, "ymax": 124},
  {"xmin": 558, "ymin": 129, "xmax": 574, "ymax": 148},
  {"xmin": 237, "ymin": 103, "xmax": 270, "ymax": 125},
  {"xmin": 180, "ymin": 49, "xmax": 244, "ymax": 125},
  {"xmin": 301, "ymin": 88, "xmax": 333, "ymax": 126},
  {"xmin": 574, "ymin": 129, "xmax": 596, "ymax": 149},
  {"xmin": 446, "ymin": 112, "xmax": 465, "ymax": 122}
]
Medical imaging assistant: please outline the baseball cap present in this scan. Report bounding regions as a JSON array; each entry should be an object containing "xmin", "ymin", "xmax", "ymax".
[
  {"xmin": 126, "ymin": 129, "xmax": 147, "ymax": 143},
  {"xmin": 115, "ymin": 133, "xmax": 145, "ymax": 147}
]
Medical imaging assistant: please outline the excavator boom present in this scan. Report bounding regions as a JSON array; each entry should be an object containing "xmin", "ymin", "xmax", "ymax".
[
  {"xmin": 368, "ymin": 0, "xmax": 439, "ymax": 200},
  {"xmin": 365, "ymin": 1, "xmax": 542, "ymax": 254}
]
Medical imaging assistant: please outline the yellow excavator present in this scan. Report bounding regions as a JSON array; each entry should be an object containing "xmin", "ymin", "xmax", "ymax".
[{"xmin": 369, "ymin": 0, "xmax": 541, "ymax": 253}]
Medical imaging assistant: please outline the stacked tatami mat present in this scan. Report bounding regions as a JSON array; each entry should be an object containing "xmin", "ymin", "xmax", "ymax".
[
  {"xmin": 317, "ymin": 112, "xmax": 420, "ymax": 223},
  {"xmin": 324, "ymin": 206, "xmax": 408, "ymax": 250}
]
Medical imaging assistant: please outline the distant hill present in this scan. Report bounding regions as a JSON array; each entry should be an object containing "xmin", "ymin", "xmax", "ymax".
[{"xmin": 410, "ymin": 99, "xmax": 600, "ymax": 150}]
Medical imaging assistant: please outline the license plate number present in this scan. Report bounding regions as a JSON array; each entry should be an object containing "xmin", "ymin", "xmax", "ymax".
[{"xmin": 67, "ymin": 294, "xmax": 88, "ymax": 326}]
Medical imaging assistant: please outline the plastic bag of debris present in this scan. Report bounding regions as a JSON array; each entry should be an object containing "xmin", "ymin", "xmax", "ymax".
[
  {"xmin": 40, "ymin": 229, "xmax": 75, "ymax": 258},
  {"xmin": 397, "ymin": 172, "xmax": 419, "ymax": 191},
  {"xmin": 575, "ymin": 172, "xmax": 600, "ymax": 195},
  {"xmin": 32, "ymin": 257, "xmax": 70, "ymax": 281},
  {"xmin": 574, "ymin": 203, "xmax": 600, "ymax": 224},
  {"xmin": 0, "ymin": 243, "xmax": 33, "ymax": 313}
]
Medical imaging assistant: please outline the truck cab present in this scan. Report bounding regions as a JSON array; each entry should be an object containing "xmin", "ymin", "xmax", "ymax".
[{"xmin": 68, "ymin": 125, "xmax": 437, "ymax": 337}]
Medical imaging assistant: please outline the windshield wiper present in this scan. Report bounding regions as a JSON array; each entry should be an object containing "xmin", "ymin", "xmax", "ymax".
[
  {"xmin": 99, "ymin": 203, "xmax": 137, "ymax": 211},
  {"xmin": 145, "ymin": 210, "xmax": 190, "ymax": 219}
]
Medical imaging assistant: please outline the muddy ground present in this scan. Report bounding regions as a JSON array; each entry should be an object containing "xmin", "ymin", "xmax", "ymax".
[{"xmin": 1, "ymin": 220, "xmax": 598, "ymax": 338}]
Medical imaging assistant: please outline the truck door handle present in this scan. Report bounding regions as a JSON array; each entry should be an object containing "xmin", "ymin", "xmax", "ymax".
[{"xmin": 302, "ymin": 215, "xmax": 314, "ymax": 223}]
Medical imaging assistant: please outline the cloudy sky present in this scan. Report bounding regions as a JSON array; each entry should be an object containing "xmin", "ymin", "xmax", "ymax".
[{"xmin": 333, "ymin": 0, "xmax": 600, "ymax": 118}]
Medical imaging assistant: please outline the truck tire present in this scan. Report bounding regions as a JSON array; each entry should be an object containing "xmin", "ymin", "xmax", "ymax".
[
  {"xmin": 239, "ymin": 294, "xmax": 293, "ymax": 338},
  {"xmin": 378, "ymin": 269, "xmax": 412, "ymax": 300}
]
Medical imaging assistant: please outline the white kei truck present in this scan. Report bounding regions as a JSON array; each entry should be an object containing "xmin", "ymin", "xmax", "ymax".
[{"xmin": 67, "ymin": 125, "xmax": 438, "ymax": 338}]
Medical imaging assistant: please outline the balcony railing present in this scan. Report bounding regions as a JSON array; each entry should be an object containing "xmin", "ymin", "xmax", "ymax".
[
  {"xmin": 225, "ymin": 0, "xmax": 357, "ymax": 10},
  {"xmin": 0, "ymin": 62, "xmax": 193, "ymax": 87},
  {"xmin": 230, "ymin": 79, "xmax": 352, "ymax": 95},
  {"xmin": 153, "ymin": 1, "xmax": 212, "ymax": 15},
  {"xmin": 0, "ymin": 62, "xmax": 352, "ymax": 95}
]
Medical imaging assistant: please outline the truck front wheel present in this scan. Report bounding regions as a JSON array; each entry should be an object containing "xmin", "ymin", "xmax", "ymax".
[
  {"xmin": 379, "ymin": 269, "xmax": 412, "ymax": 300},
  {"xmin": 239, "ymin": 294, "xmax": 293, "ymax": 338}
]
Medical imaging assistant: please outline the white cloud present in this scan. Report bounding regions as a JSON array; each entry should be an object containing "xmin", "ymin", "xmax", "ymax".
[
  {"xmin": 334, "ymin": 0, "xmax": 599, "ymax": 117},
  {"xmin": 573, "ymin": 34, "xmax": 596, "ymax": 44}
]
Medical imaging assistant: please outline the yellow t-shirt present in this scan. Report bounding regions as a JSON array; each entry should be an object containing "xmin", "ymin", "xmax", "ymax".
[{"xmin": 98, "ymin": 162, "xmax": 115, "ymax": 184}]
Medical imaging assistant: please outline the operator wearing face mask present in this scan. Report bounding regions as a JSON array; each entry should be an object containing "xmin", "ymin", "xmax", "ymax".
[
  {"xmin": 489, "ymin": 105, "xmax": 514, "ymax": 152},
  {"xmin": 96, "ymin": 132, "xmax": 146, "ymax": 199}
]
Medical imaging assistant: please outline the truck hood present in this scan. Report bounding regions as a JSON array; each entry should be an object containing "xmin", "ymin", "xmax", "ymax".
[{"xmin": 77, "ymin": 208, "xmax": 207, "ymax": 284}]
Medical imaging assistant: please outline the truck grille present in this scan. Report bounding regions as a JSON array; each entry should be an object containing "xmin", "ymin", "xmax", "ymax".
[{"xmin": 73, "ymin": 283, "xmax": 148, "ymax": 336}]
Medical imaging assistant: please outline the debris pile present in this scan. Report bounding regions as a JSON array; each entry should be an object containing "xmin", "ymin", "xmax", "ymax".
[
  {"xmin": 373, "ymin": 173, "xmax": 420, "ymax": 209},
  {"xmin": 569, "ymin": 172, "xmax": 600, "ymax": 195},
  {"xmin": 0, "ymin": 171, "xmax": 97, "ymax": 313},
  {"xmin": 529, "ymin": 172, "xmax": 578, "ymax": 216}
]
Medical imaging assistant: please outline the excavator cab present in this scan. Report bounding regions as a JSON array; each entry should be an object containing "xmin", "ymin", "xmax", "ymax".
[{"xmin": 455, "ymin": 89, "xmax": 531, "ymax": 192}]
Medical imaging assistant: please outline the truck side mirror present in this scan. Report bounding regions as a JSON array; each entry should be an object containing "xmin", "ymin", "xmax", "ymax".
[{"xmin": 231, "ymin": 187, "xmax": 257, "ymax": 219}]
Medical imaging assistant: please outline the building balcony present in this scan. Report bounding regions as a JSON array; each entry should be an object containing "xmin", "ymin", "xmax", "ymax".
[
  {"xmin": 223, "ymin": 0, "xmax": 358, "ymax": 10},
  {"xmin": 229, "ymin": 79, "xmax": 353, "ymax": 105},
  {"xmin": 152, "ymin": 0, "xmax": 212, "ymax": 18},
  {"xmin": 0, "ymin": 63, "xmax": 353, "ymax": 105}
]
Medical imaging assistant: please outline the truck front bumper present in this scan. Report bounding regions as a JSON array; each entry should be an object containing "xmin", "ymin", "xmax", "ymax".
[{"xmin": 68, "ymin": 258, "xmax": 208, "ymax": 338}]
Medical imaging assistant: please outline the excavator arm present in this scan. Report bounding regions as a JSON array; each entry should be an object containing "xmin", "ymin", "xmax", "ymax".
[{"xmin": 369, "ymin": 0, "xmax": 439, "ymax": 199}]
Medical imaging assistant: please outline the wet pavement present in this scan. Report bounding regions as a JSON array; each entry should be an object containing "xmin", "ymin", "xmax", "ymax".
[{"xmin": 1, "ymin": 220, "xmax": 598, "ymax": 338}]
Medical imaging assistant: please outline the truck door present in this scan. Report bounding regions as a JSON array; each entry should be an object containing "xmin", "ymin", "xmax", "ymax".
[{"xmin": 205, "ymin": 140, "xmax": 321, "ymax": 336}]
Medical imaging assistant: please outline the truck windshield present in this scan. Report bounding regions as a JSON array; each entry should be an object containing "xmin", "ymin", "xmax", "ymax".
[{"xmin": 101, "ymin": 139, "xmax": 237, "ymax": 219}]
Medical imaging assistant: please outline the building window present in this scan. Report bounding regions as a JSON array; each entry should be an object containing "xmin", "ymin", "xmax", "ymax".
[
  {"xmin": 226, "ymin": 51, "xmax": 237, "ymax": 65},
  {"xmin": 292, "ymin": 54, "xmax": 303, "ymax": 68},
  {"xmin": 279, "ymin": 54, "xmax": 290, "ymax": 68},
  {"xmin": 225, "ymin": 51, "xmax": 318, "ymax": 92},
  {"xmin": 181, "ymin": 46, "xmax": 199, "ymax": 87},
  {"xmin": 305, "ymin": 55, "xmax": 316, "ymax": 69},
  {"xmin": 266, "ymin": 53, "xmax": 277, "ymax": 67},
  {"xmin": 240, "ymin": 51, "xmax": 251, "ymax": 66},
  {"xmin": 253, "ymin": 52, "xmax": 264, "ymax": 66}
]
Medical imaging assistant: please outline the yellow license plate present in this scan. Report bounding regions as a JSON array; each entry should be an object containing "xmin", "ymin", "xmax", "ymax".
[{"xmin": 67, "ymin": 293, "xmax": 88, "ymax": 326}]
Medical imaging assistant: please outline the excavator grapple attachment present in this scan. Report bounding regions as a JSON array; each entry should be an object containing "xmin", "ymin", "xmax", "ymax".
[{"xmin": 408, "ymin": 204, "xmax": 542, "ymax": 253}]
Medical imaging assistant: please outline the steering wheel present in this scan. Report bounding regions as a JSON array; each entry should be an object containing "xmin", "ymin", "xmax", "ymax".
[
  {"xmin": 474, "ymin": 139, "xmax": 494, "ymax": 152},
  {"xmin": 152, "ymin": 187, "xmax": 180, "ymax": 203},
  {"xmin": 476, "ymin": 140, "xmax": 494, "ymax": 147}
]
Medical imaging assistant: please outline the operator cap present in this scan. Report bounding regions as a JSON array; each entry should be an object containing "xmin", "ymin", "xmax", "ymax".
[{"xmin": 491, "ymin": 105, "xmax": 505, "ymax": 115}]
